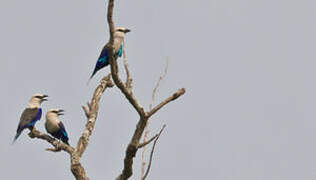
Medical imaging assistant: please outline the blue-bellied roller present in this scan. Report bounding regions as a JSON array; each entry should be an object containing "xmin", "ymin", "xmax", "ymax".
[
  {"xmin": 88, "ymin": 27, "xmax": 131, "ymax": 83},
  {"xmin": 13, "ymin": 94, "xmax": 48, "ymax": 143},
  {"xmin": 45, "ymin": 109, "xmax": 69, "ymax": 145}
]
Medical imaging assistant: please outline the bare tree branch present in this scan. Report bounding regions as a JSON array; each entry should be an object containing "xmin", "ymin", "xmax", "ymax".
[
  {"xmin": 71, "ymin": 74, "xmax": 113, "ymax": 180},
  {"xmin": 150, "ymin": 58, "xmax": 169, "ymax": 111},
  {"xmin": 76, "ymin": 74, "xmax": 113, "ymax": 157},
  {"xmin": 141, "ymin": 58, "xmax": 169, "ymax": 176},
  {"xmin": 138, "ymin": 134, "xmax": 158, "ymax": 149},
  {"xmin": 142, "ymin": 125, "xmax": 166, "ymax": 180},
  {"xmin": 123, "ymin": 39, "xmax": 133, "ymax": 90},
  {"xmin": 82, "ymin": 105, "xmax": 89, "ymax": 118},
  {"xmin": 105, "ymin": 1, "xmax": 185, "ymax": 180},
  {"xmin": 146, "ymin": 88, "xmax": 186, "ymax": 118},
  {"xmin": 28, "ymin": 129, "xmax": 75, "ymax": 154},
  {"xmin": 107, "ymin": 2, "xmax": 145, "ymax": 118}
]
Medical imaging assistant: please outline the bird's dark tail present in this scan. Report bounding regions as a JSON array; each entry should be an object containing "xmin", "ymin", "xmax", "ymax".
[
  {"xmin": 63, "ymin": 139, "xmax": 69, "ymax": 145},
  {"xmin": 12, "ymin": 132, "xmax": 22, "ymax": 145},
  {"xmin": 61, "ymin": 135, "xmax": 69, "ymax": 145},
  {"xmin": 87, "ymin": 68, "xmax": 98, "ymax": 85}
]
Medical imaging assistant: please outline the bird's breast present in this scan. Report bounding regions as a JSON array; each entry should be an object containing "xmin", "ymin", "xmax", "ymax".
[{"xmin": 45, "ymin": 120, "xmax": 60, "ymax": 133}]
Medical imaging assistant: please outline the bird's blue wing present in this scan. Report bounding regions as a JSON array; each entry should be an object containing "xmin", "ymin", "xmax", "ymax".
[
  {"xmin": 58, "ymin": 122, "xmax": 69, "ymax": 145},
  {"xmin": 88, "ymin": 43, "xmax": 123, "ymax": 82},
  {"xmin": 89, "ymin": 46, "xmax": 110, "ymax": 80},
  {"xmin": 29, "ymin": 108, "xmax": 42, "ymax": 126},
  {"xmin": 13, "ymin": 108, "xmax": 42, "ymax": 143}
]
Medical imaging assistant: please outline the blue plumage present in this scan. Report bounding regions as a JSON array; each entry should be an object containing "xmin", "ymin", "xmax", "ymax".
[
  {"xmin": 89, "ymin": 43, "xmax": 123, "ymax": 81},
  {"xmin": 13, "ymin": 108, "xmax": 42, "ymax": 143},
  {"xmin": 88, "ymin": 26, "xmax": 130, "ymax": 83},
  {"xmin": 28, "ymin": 109, "xmax": 42, "ymax": 127},
  {"xmin": 50, "ymin": 122, "xmax": 69, "ymax": 145}
]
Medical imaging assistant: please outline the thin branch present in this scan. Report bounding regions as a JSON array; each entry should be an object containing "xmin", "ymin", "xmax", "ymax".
[
  {"xmin": 82, "ymin": 105, "xmax": 89, "ymax": 118},
  {"xmin": 138, "ymin": 134, "xmax": 158, "ymax": 149},
  {"xmin": 150, "ymin": 58, "xmax": 169, "ymax": 110},
  {"xmin": 146, "ymin": 88, "xmax": 186, "ymax": 118},
  {"xmin": 28, "ymin": 128, "xmax": 75, "ymax": 154},
  {"xmin": 123, "ymin": 39, "xmax": 133, "ymax": 90},
  {"xmin": 142, "ymin": 125, "xmax": 166, "ymax": 180},
  {"xmin": 141, "ymin": 58, "xmax": 169, "ymax": 176}
]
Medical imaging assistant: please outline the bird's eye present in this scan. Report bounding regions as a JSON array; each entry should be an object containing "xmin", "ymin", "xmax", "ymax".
[{"xmin": 35, "ymin": 96, "xmax": 42, "ymax": 99}]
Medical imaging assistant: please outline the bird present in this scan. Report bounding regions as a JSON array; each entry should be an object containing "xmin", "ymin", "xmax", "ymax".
[
  {"xmin": 13, "ymin": 94, "xmax": 48, "ymax": 143},
  {"xmin": 88, "ymin": 27, "xmax": 131, "ymax": 83},
  {"xmin": 45, "ymin": 109, "xmax": 69, "ymax": 145}
]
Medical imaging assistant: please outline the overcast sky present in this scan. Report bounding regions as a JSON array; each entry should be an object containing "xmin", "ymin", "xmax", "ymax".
[{"xmin": 1, "ymin": 0, "xmax": 316, "ymax": 179}]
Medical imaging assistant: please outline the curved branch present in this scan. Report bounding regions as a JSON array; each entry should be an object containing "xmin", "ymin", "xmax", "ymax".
[
  {"xmin": 28, "ymin": 129, "xmax": 75, "ymax": 154},
  {"xmin": 146, "ymin": 88, "xmax": 186, "ymax": 118},
  {"xmin": 123, "ymin": 39, "xmax": 133, "ymax": 90},
  {"xmin": 71, "ymin": 74, "xmax": 113, "ymax": 180},
  {"xmin": 138, "ymin": 134, "xmax": 158, "ymax": 149},
  {"xmin": 142, "ymin": 125, "xmax": 166, "ymax": 180},
  {"xmin": 76, "ymin": 74, "xmax": 113, "ymax": 157}
]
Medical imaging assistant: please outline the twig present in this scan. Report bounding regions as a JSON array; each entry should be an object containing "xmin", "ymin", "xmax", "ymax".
[
  {"xmin": 146, "ymin": 88, "xmax": 186, "ymax": 118},
  {"xmin": 142, "ymin": 125, "xmax": 166, "ymax": 180},
  {"xmin": 150, "ymin": 58, "xmax": 169, "ymax": 110},
  {"xmin": 141, "ymin": 58, "xmax": 169, "ymax": 177},
  {"xmin": 138, "ymin": 134, "xmax": 158, "ymax": 149},
  {"xmin": 123, "ymin": 39, "xmax": 133, "ymax": 90}
]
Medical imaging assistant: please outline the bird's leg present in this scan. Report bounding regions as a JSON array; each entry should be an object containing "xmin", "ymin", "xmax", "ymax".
[
  {"xmin": 56, "ymin": 139, "xmax": 62, "ymax": 150},
  {"xmin": 28, "ymin": 127, "xmax": 36, "ymax": 138}
]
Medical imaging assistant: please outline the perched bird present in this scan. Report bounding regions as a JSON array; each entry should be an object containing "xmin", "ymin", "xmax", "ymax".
[
  {"xmin": 45, "ymin": 109, "xmax": 69, "ymax": 145},
  {"xmin": 88, "ymin": 27, "xmax": 131, "ymax": 82},
  {"xmin": 13, "ymin": 94, "xmax": 48, "ymax": 143}
]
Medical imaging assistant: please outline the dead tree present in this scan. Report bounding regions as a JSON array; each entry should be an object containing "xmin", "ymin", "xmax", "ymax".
[{"xmin": 26, "ymin": 1, "xmax": 185, "ymax": 180}]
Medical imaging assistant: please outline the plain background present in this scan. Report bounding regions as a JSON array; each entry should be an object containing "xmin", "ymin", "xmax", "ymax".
[{"xmin": 1, "ymin": 0, "xmax": 316, "ymax": 179}]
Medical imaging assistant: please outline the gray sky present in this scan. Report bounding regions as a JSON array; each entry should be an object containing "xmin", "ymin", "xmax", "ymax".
[{"xmin": 1, "ymin": 0, "xmax": 316, "ymax": 179}]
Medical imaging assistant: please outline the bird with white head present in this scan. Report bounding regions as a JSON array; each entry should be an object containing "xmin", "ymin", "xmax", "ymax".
[
  {"xmin": 88, "ymin": 27, "xmax": 131, "ymax": 83},
  {"xmin": 13, "ymin": 94, "xmax": 48, "ymax": 143},
  {"xmin": 45, "ymin": 109, "xmax": 69, "ymax": 145}
]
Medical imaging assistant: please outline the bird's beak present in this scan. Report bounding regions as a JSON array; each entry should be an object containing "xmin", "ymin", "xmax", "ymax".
[
  {"xmin": 58, "ymin": 109, "xmax": 65, "ymax": 116},
  {"xmin": 124, "ymin": 29, "xmax": 131, "ymax": 33},
  {"xmin": 42, "ymin": 95, "xmax": 48, "ymax": 102}
]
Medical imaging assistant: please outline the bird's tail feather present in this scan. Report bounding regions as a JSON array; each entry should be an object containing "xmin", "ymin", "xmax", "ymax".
[
  {"xmin": 12, "ymin": 132, "xmax": 21, "ymax": 145},
  {"xmin": 87, "ymin": 69, "xmax": 98, "ymax": 85},
  {"xmin": 86, "ymin": 78, "xmax": 92, "ymax": 85}
]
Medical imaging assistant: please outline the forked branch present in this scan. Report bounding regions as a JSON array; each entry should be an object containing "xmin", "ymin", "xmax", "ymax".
[
  {"xmin": 142, "ymin": 125, "xmax": 166, "ymax": 180},
  {"xmin": 106, "ymin": 1, "xmax": 185, "ymax": 180}
]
